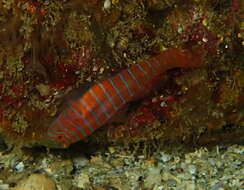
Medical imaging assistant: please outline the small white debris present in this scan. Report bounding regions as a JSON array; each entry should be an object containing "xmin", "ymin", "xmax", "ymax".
[
  {"xmin": 160, "ymin": 101, "xmax": 167, "ymax": 107},
  {"xmin": 15, "ymin": 162, "xmax": 24, "ymax": 172},
  {"xmin": 177, "ymin": 26, "xmax": 183, "ymax": 33},
  {"xmin": 202, "ymin": 37, "xmax": 208, "ymax": 43},
  {"xmin": 75, "ymin": 70, "xmax": 80, "ymax": 74},
  {"xmin": 44, "ymin": 168, "xmax": 53, "ymax": 176},
  {"xmin": 108, "ymin": 146, "xmax": 115, "ymax": 154},
  {"xmin": 86, "ymin": 76, "xmax": 92, "ymax": 82},
  {"xmin": 92, "ymin": 66, "xmax": 98, "ymax": 72},
  {"xmin": 159, "ymin": 152, "xmax": 171, "ymax": 162},
  {"xmin": 99, "ymin": 67, "xmax": 105, "ymax": 74},
  {"xmin": 104, "ymin": 0, "xmax": 111, "ymax": 9},
  {"xmin": 188, "ymin": 164, "xmax": 197, "ymax": 175}
]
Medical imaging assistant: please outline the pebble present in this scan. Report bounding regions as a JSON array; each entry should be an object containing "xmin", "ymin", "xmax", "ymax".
[
  {"xmin": 15, "ymin": 162, "xmax": 24, "ymax": 172},
  {"xmin": 158, "ymin": 152, "xmax": 171, "ymax": 162},
  {"xmin": 72, "ymin": 156, "xmax": 89, "ymax": 170},
  {"xmin": 0, "ymin": 180, "xmax": 9, "ymax": 190},
  {"xmin": 0, "ymin": 184, "xmax": 9, "ymax": 190},
  {"xmin": 166, "ymin": 179, "xmax": 177, "ymax": 187},
  {"xmin": 144, "ymin": 167, "xmax": 161, "ymax": 188},
  {"xmin": 104, "ymin": 0, "xmax": 111, "ymax": 9},
  {"xmin": 73, "ymin": 173, "xmax": 90, "ymax": 189},
  {"xmin": 49, "ymin": 160, "xmax": 73, "ymax": 177},
  {"xmin": 12, "ymin": 174, "xmax": 56, "ymax": 190},
  {"xmin": 93, "ymin": 66, "xmax": 98, "ymax": 72}
]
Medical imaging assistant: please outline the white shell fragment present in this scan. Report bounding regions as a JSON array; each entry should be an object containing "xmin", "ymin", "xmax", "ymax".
[
  {"xmin": 15, "ymin": 162, "xmax": 24, "ymax": 172},
  {"xmin": 104, "ymin": 0, "xmax": 111, "ymax": 9}
]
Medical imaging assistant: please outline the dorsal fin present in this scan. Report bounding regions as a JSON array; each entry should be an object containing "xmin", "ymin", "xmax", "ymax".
[
  {"xmin": 65, "ymin": 82, "xmax": 94, "ymax": 102},
  {"xmin": 55, "ymin": 82, "xmax": 94, "ymax": 116}
]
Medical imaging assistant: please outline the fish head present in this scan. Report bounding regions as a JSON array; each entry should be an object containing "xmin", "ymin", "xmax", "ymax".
[{"xmin": 42, "ymin": 121, "xmax": 76, "ymax": 148}]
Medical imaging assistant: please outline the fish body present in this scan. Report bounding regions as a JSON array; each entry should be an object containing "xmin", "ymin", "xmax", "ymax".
[{"xmin": 46, "ymin": 48, "xmax": 202, "ymax": 147}]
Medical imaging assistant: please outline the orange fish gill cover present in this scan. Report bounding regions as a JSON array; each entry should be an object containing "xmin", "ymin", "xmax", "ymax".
[{"xmin": 43, "ymin": 47, "xmax": 204, "ymax": 148}]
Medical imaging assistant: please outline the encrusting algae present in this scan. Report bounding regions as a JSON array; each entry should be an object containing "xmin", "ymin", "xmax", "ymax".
[{"xmin": 0, "ymin": 0, "xmax": 243, "ymax": 148}]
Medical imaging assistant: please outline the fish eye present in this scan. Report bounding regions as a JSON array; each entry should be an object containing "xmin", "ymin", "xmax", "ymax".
[{"xmin": 57, "ymin": 134, "xmax": 65, "ymax": 141}]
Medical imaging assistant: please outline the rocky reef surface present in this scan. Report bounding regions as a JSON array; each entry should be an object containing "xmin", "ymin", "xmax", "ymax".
[
  {"xmin": 0, "ymin": 0, "xmax": 243, "ymax": 147},
  {"xmin": 0, "ymin": 0, "xmax": 243, "ymax": 189}
]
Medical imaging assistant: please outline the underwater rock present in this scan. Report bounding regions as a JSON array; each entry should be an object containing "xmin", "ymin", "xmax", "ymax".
[
  {"xmin": 0, "ymin": 180, "xmax": 9, "ymax": 190},
  {"xmin": 48, "ymin": 159, "xmax": 73, "ymax": 178},
  {"xmin": 12, "ymin": 174, "xmax": 56, "ymax": 190},
  {"xmin": 72, "ymin": 155, "xmax": 89, "ymax": 171},
  {"xmin": 0, "ymin": 0, "xmax": 243, "ymax": 148},
  {"xmin": 143, "ymin": 167, "xmax": 161, "ymax": 188},
  {"xmin": 73, "ymin": 173, "xmax": 90, "ymax": 189},
  {"xmin": 14, "ymin": 162, "xmax": 24, "ymax": 173}
]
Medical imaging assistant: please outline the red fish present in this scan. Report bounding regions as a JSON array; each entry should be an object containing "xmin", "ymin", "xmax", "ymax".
[{"xmin": 45, "ymin": 48, "xmax": 203, "ymax": 148}]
